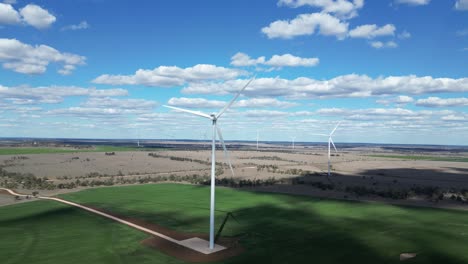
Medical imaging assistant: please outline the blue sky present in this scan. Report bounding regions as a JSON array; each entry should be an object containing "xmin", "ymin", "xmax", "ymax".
[{"xmin": 0, "ymin": 0, "xmax": 467, "ymax": 145}]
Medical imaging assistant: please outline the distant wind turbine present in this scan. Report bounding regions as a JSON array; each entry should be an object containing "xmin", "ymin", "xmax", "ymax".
[
  {"xmin": 256, "ymin": 129, "xmax": 259, "ymax": 150},
  {"xmin": 137, "ymin": 129, "xmax": 140, "ymax": 147},
  {"xmin": 312, "ymin": 121, "xmax": 341, "ymax": 177},
  {"xmin": 163, "ymin": 77, "xmax": 255, "ymax": 250},
  {"xmin": 291, "ymin": 136, "xmax": 296, "ymax": 149}
]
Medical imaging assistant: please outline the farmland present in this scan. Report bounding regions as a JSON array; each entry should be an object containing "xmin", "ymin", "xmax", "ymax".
[{"xmin": 2, "ymin": 183, "xmax": 468, "ymax": 263}]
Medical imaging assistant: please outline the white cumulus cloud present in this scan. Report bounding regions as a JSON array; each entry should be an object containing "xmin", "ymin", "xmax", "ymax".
[
  {"xmin": 0, "ymin": 3, "xmax": 20, "ymax": 24},
  {"xmin": 168, "ymin": 97, "xmax": 226, "ymax": 109},
  {"xmin": 81, "ymin": 97, "xmax": 157, "ymax": 110},
  {"xmin": 455, "ymin": 0, "xmax": 468, "ymax": 10},
  {"xmin": 0, "ymin": 84, "xmax": 128, "ymax": 104},
  {"xmin": 370, "ymin": 41, "xmax": 398, "ymax": 49},
  {"xmin": 261, "ymin": 12, "xmax": 349, "ymax": 39},
  {"xmin": 167, "ymin": 97, "xmax": 298, "ymax": 109},
  {"xmin": 395, "ymin": 0, "xmax": 430, "ymax": 6},
  {"xmin": 61, "ymin": 21, "xmax": 89, "ymax": 31},
  {"xmin": 19, "ymin": 4, "xmax": 56, "ymax": 29},
  {"xmin": 0, "ymin": 38, "xmax": 86, "ymax": 75},
  {"xmin": 231, "ymin": 52, "xmax": 319, "ymax": 67},
  {"xmin": 230, "ymin": 52, "xmax": 266, "ymax": 67},
  {"xmin": 416, "ymin": 97, "xmax": 468, "ymax": 107},
  {"xmin": 377, "ymin": 95, "xmax": 414, "ymax": 106},
  {"xmin": 277, "ymin": 0, "xmax": 364, "ymax": 19},
  {"xmin": 398, "ymin": 30, "xmax": 412, "ymax": 39},
  {"xmin": 182, "ymin": 75, "xmax": 468, "ymax": 99},
  {"xmin": 441, "ymin": 115, "xmax": 466, "ymax": 121},
  {"xmin": 93, "ymin": 64, "xmax": 246, "ymax": 87},
  {"xmin": 349, "ymin": 24, "xmax": 396, "ymax": 39}
]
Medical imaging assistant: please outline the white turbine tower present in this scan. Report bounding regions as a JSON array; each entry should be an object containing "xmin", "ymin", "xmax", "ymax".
[
  {"xmin": 256, "ymin": 129, "xmax": 259, "ymax": 150},
  {"xmin": 313, "ymin": 121, "xmax": 341, "ymax": 177},
  {"xmin": 163, "ymin": 77, "xmax": 254, "ymax": 250},
  {"xmin": 291, "ymin": 136, "xmax": 296, "ymax": 149}
]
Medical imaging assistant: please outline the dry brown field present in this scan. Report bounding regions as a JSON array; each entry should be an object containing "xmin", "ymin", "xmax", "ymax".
[{"xmin": 1, "ymin": 142, "xmax": 468, "ymax": 208}]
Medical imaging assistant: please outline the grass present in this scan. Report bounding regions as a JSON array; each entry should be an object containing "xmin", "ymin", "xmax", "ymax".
[
  {"xmin": 2, "ymin": 184, "xmax": 468, "ymax": 263},
  {"xmin": 368, "ymin": 154, "xmax": 468, "ymax": 162},
  {"xmin": 0, "ymin": 146, "xmax": 157, "ymax": 155}
]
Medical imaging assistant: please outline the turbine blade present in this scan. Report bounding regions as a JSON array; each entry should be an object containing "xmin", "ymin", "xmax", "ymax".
[
  {"xmin": 330, "ymin": 121, "xmax": 342, "ymax": 136},
  {"xmin": 216, "ymin": 76, "xmax": 256, "ymax": 119},
  {"xmin": 163, "ymin": 105, "xmax": 212, "ymax": 119},
  {"xmin": 216, "ymin": 126, "xmax": 235, "ymax": 177},
  {"xmin": 311, "ymin": 134, "xmax": 329, "ymax": 137},
  {"xmin": 330, "ymin": 137, "xmax": 338, "ymax": 152}
]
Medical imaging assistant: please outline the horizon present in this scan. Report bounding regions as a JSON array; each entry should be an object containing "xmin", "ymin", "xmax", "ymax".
[
  {"xmin": 1, "ymin": 136, "xmax": 468, "ymax": 148},
  {"xmin": 0, "ymin": 0, "xmax": 467, "ymax": 145}
]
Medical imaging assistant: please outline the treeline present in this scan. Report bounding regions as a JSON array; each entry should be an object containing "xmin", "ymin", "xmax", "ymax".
[
  {"xmin": 0, "ymin": 167, "xmax": 56, "ymax": 190},
  {"xmin": 345, "ymin": 185, "xmax": 468, "ymax": 202},
  {"xmin": 148, "ymin": 152, "xmax": 226, "ymax": 166},
  {"xmin": 256, "ymin": 165, "xmax": 320, "ymax": 177}
]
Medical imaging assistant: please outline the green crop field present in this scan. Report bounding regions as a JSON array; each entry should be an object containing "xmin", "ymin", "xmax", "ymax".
[
  {"xmin": 368, "ymin": 154, "xmax": 468, "ymax": 162},
  {"xmin": 2, "ymin": 184, "xmax": 468, "ymax": 263},
  {"xmin": 0, "ymin": 146, "xmax": 156, "ymax": 155}
]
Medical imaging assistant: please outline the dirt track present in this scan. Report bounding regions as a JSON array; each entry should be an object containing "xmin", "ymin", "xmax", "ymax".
[{"xmin": 0, "ymin": 187, "xmax": 242, "ymax": 262}]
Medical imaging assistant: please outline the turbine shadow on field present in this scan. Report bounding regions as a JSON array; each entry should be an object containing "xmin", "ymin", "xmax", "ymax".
[
  {"xmin": 222, "ymin": 199, "xmax": 466, "ymax": 264},
  {"xmin": 271, "ymin": 166, "xmax": 468, "ymax": 191},
  {"xmin": 0, "ymin": 205, "xmax": 78, "ymax": 225},
  {"xmin": 355, "ymin": 168, "xmax": 468, "ymax": 189},
  {"xmin": 2, "ymin": 185, "xmax": 468, "ymax": 263}
]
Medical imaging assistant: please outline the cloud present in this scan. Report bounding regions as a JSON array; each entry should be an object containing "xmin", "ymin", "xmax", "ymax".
[
  {"xmin": 318, "ymin": 107, "xmax": 419, "ymax": 118},
  {"xmin": 277, "ymin": 0, "xmax": 364, "ymax": 19},
  {"xmin": 0, "ymin": 85, "xmax": 128, "ymax": 104},
  {"xmin": 81, "ymin": 97, "xmax": 157, "ymax": 110},
  {"xmin": 47, "ymin": 107, "xmax": 147, "ymax": 117},
  {"xmin": 261, "ymin": 12, "xmax": 349, "ymax": 39},
  {"xmin": 182, "ymin": 75, "xmax": 468, "ymax": 99},
  {"xmin": 316, "ymin": 107, "xmax": 458, "ymax": 123},
  {"xmin": 455, "ymin": 0, "xmax": 468, "ymax": 10},
  {"xmin": 167, "ymin": 97, "xmax": 298, "ymax": 109},
  {"xmin": 230, "ymin": 52, "xmax": 266, "ymax": 66},
  {"xmin": 370, "ymin": 41, "xmax": 398, "ymax": 49},
  {"xmin": 231, "ymin": 52, "xmax": 319, "ymax": 67},
  {"xmin": 398, "ymin": 30, "xmax": 412, "ymax": 39},
  {"xmin": 266, "ymin": 54, "xmax": 319, "ymax": 67},
  {"xmin": 61, "ymin": 21, "xmax": 89, "ymax": 31},
  {"xmin": 47, "ymin": 97, "xmax": 158, "ymax": 118},
  {"xmin": 92, "ymin": 64, "xmax": 246, "ymax": 87},
  {"xmin": 395, "ymin": 0, "xmax": 430, "ymax": 5},
  {"xmin": 19, "ymin": 4, "xmax": 56, "ymax": 29},
  {"xmin": 349, "ymin": 24, "xmax": 396, "ymax": 39},
  {"xmin": 415, "ymin": 97, "xmax": 468, "ymax": 107},
  {"xmin": 377, "ymin": 95, "xmax": 414, "ymax": 106},
  {"xmin": 167, "ymin": 98, "xmax": 226, "ymax": 109},
  {"xmin": 456, "ymin": 29, "xmax": 468, "ymax": 36},
  {"xmin": 441, "ymin": 114, "xmax": 466, "ymax": 121},
  {"xmin": 0, "ymin": 3, "xmax": 20, "ymax": 24},
  {"xmin": 0, "ymin": 38, "xmax": 86, "ymax": 75}
]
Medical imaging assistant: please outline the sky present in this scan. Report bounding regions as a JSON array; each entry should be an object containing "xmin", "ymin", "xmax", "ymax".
[{"xmin": 0, "ymin": 0, "xmax": 467, "ymax": 145}]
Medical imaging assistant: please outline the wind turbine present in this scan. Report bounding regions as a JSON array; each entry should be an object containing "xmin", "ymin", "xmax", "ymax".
[
  {"xmin": 312, "ymin": 121, "xmax": 341, "ymax": 177},
  {"xmin": 163, "ymin": 77, "xmax": 255, "ymax": 250},
  {"xmin": 291, "ymin": 136, "xmax": 296, "ymax": 149},
  {"xmin": 256, "ymin": 129, "xmax": 259, "ymax": 150},
  {"xmin": 137, "ymin": 129, "xmax": 140, "ymax": 147}
]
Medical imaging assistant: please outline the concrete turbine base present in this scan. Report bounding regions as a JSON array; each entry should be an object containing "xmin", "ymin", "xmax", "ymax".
[{"xmin": 178, "ymin": 237, "xmax": 226, "ymax": 254}]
